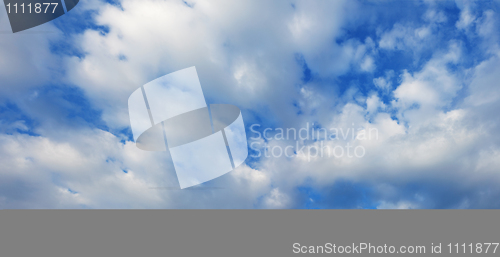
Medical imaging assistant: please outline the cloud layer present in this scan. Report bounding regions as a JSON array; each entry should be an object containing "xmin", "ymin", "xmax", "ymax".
[{"xmin": 0, "ymin": 0, "xmax": 499, "ymax": 208}]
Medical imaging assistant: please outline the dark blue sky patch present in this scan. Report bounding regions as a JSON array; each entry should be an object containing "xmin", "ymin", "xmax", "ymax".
[
  {"xmin": 32, "ymin": 85, "xmax": 108, "ymax": 131},
  {"xmin": 0, "ymin": 102, "xmax": 39, "ymax": 136},
  {"xmin": 296, "ymin": 179, "xmax": 377, "ymax": 209},
  {"xmin": 295, "ymin": 53, "xmax": 313, "ymax": 84},
  {"xmin": 115, "ymin": 127, "xmax": 134, "ymax": 144},
  {"xmin": 53, "ymin": 8, "xmax": 109, "ymax": 35},
  {"xmin": 182, "ymin": 0, "xmax": 195, "ymax": 8},
  {"xmin": 50, "ymin": 8, "xmax": 110, "ymax": 59},
  {"xmin": 118, "ymin": 54, "xmax": 128, "ymax": 61},
  {"xmin": 292, "ymin": 101, "xmax": 303, "ymax": 115}
]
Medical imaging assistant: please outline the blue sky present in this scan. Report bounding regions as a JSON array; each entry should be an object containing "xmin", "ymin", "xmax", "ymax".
[{"xmin": 0, "ymin": 0, "xmax": 500, "ymax": 208}]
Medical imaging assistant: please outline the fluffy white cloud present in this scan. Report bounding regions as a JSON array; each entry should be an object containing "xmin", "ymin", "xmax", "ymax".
[
  {"xmin": 1, "ymin": 0, "xmax": 500, "ymax": 209},
  {"xmin": 64, "ymin": 0, "xmax": 331, "ymax": 128}
]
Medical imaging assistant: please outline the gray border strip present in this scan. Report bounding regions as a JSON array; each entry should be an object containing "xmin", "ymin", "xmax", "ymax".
[{"xmin": 1, "ymin": 210, "xmax": 500, "ymax": 257}]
